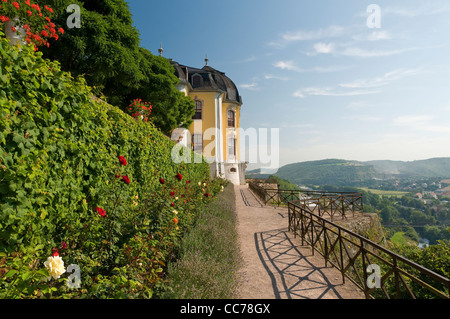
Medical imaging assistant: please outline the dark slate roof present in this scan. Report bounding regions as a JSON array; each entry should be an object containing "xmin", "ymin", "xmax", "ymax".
[{"xmin": 170, "ymin": 60, "xmax": 242, "ymax": 105}]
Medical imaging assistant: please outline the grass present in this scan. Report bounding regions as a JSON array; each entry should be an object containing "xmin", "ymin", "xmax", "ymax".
[
  {"xmin": 358, "ymin": 187, "xmax": 409, "ymax": 197},
  {"xmin": 390, "ymin": 232, "xmax": 417, "ymax": 246},
  {"xmin": 158, "ymin": 183, "xmax": 242, "ymax": 299}
]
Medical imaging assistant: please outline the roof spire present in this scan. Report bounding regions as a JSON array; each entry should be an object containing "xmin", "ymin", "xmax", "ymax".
[
  {"xmin": 158, "ymin": 43, "xmax": 164, "ymax": 57},
  {"xmin": 205, "ymin": 54, "xmax": 209, "ymax": 66}
]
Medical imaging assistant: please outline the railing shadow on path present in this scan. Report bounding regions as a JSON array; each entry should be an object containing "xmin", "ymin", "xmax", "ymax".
[
  {"xmin": 254, "ymin": 227, "xmax": 363, "ymax": 299},
  {"xmin": 247, "ymin": 181, "xmax": 450, "ymax": 299}
]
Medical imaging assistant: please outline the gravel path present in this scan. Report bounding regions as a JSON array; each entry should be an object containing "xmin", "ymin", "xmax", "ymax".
[{"xmin": 235, "ymin": 184, "xmax": 365, "ymax": 299}]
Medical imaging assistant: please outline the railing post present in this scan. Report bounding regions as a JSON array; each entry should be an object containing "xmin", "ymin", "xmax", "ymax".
[
  {"xmin": 300, "ymin": 209, "xmax": 305, "ymax": 246},
  {"xmin": 361, "ymin": 238, "xmax": 368, "ymax": 298},
  {"xmin": 323, "ymin": 219, "xmax": 328, "ymax": 267},
  {"xmin": 310, "ymin": 214, "xmax": 314, "ymax": 256},
  {"xmin": 394, "ymin": 257, "xmax": 400, "ymax": 299},
  {"xmin": 277, "ymin": 184, "xmax": 281, "ymax": 206},
  {"xmin": 339, "ymin": 228, "xmax": 345, "ymax": 284}
]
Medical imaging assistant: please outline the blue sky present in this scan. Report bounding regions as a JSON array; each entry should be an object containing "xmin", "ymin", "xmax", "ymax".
[{"xmin": 128, "ymin": 0, "xmax": 450, "ymax": 169}]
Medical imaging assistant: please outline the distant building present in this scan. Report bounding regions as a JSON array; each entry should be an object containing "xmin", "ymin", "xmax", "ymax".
[{"xmin": 169, "ymin": 57, "xmax": 246, "ymax": 185}]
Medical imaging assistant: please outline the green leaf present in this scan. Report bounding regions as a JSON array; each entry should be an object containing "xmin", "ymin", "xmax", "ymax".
[
  {"xmin": 21, "ymin": 271, "xmax": 32, "ymax": 281},
  {"xmin": 4, "ymin": 270, "xmax": 17, "ymax": 279}
]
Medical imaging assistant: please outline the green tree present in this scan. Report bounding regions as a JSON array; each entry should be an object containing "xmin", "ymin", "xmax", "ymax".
[{"xmin": 38, "ymin": 0, "xmax": 194, "ymax": 134}]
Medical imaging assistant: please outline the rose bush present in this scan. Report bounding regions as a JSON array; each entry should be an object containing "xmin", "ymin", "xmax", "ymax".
[
  {"xmin": 0, "ymin": 32, "xmax": 227, "ymax": 299},
  {"xmin": 0, "ymin": 0, "xmax": 63, "ymax": 48}
]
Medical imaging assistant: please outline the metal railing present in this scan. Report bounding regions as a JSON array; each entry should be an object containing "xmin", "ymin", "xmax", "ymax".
[
  {"xmin": 248, "ymin": 181, "xmax": 450, "ymax": 299},
  {"xmin": 249, "ymin": 182, "xmax": 363, "ymax": 220}
]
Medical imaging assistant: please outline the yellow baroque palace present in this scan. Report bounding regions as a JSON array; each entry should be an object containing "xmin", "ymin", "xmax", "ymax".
[{"xmin": 170, "ymin": 57, "xmax": 247, "ymax": 185}]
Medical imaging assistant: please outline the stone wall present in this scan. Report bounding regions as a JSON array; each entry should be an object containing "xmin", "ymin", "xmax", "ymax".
[{"xmin": 335, "ymin": 213, "xmax": 386, "ymax": 246}]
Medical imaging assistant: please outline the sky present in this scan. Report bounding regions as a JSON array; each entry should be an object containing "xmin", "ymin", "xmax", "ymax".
[{"xmin": 128, "ymin": 0, "xmax": 450, "ymax": 170}]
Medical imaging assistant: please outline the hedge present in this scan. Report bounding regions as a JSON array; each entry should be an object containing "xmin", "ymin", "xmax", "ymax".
[{"xmin": 0, "ymin": 32, "xmax": 226, "ymax": 299}]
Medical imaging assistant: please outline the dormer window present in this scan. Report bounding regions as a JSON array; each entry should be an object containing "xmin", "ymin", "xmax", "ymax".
[
  {"xmin": 227, "ymin": 110, "xmax": 235, "ymax": 127},
  {"xmin": 192, "ymin": 74, "xmax": 202, "ymax": 87},
  {"xmin": 192, "ymin": 99, "xmax": 202, "ymax": 120}
]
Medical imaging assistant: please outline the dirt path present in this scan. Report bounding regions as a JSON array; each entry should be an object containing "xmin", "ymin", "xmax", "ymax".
[{"xmin": 235, "ymin": 184, "xmax": 365, "ymax": 299}]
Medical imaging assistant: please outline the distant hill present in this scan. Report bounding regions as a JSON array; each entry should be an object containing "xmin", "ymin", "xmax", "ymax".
[
  {"xmin": 264, "ymin": 158, "xmax": 450, "ymax": 187},
  {"xmin": 274, "ymin": 159, "xmax": 379, "ymax": 186},
  {"xmin": 367, "ymin": 158, "xmax": 450, "ymax": 177}
]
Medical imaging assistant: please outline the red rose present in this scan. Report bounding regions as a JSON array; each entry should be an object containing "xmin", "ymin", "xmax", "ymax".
[
  {"xmin": 95, "ymin": 207, "xmax": 106, "ymax": 217},
  {"xmin": 60, "ymin": 241, "xmax": 67, "ymax": 250},
  {"xmin": 176, "ymin": 173, "xmax": 183, "ymax": 181},
  {"xmin": 121, "ymin": 175, "xmax": 130, "ymax": 184},
  {"xmin": 51, "ymin": 247, "xmax": 59, "ymax": 257},
  {"xmin": 170, "ymin": 191, "xmax": 175, "ymax": 196},
  {"xmin": 159, "ymin": 178, "xmax": 165, "ymax": 184},
  {"xmin": 171, "ymin": 202, "xmax": 175, "ymax": 207},
  {"xmin": 118, "ymin": 155, "xmax": 127, "ymax": 166},
  {"xmin": 204, "ymin": 193, "xmax": 210, "ymax": 198}
]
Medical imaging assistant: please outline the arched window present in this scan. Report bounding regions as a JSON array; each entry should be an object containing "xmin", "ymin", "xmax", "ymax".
[
  {"xmin": 192, "ymin": 99, "xmax": 202, "ymax": 120},
  {"xmin": 227, "ymin": 110, "xmax": 235, "ymax": 127}
]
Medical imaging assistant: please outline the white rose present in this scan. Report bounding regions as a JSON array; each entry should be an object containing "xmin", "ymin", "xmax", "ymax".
[{"xmin": 44, "ymin": 256, "xmax": 66, "ymax": 280}]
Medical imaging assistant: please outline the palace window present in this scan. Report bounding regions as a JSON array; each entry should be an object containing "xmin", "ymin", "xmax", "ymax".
[
  {"xmin": 227, "ymin": 110, "xmax": 235, "ymax": 127},
  {"xmin": 228, "ymin": 137, "xmax": 236, "ymax": 157},
  {"xmin": 192, "ymin": 134, "xmax": 203, "ymax": 153},
  {"xmin": 192, "ymin": 100, "xmax": 203, "ymax": 120}
]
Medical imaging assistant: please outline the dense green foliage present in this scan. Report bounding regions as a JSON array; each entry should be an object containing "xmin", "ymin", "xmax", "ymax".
[
  {"xmin": 37, "ymin": 0, "xmax": 195, "ymax": 135},
  {"xmin": 160, "ymin": 183, "xmax": 241, "ymax": 299},
  {"xmin": 390, "ymin": 240, "xmax": 450, "ymax": 298},
  {"xmin": 321, "ymin": 185, "xmax": 450, "ymax": 244},
  {"xmin": 0, "ymin": 35, "xmax": 225, "ymax": 298}
]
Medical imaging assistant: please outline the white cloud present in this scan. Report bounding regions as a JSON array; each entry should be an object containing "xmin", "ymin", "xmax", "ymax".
[
  {"xmin": 273, "ymin": 60, "xmax": 303, "ymax": 72},
  {"xmin": 341, "ymin": 46, "xmax": 418, "ymax": 58},
  {"xmin": 342, "ymin": 115, "xmax": 383, "ymax": 122},
  {"xmin": 283, "ymin": 25, "xmax": 346, "ymax": 41},
  {"xmin": 393, "ymin": 114, "xmax": 450, "ymax": 134},
  {"xmin": 264, "ymin": 74, "xmax": 289, "ymax": 81},
  {"xmin": 293, "ymin": 87, "xmax": 379, "ymax": 98},
  {"xmin": 353, "ymin": 30, "xmax": 392, "ymax": 42},
  {"xmin": 340, "ymin": 68, "xmax": 422, "ymax": 89},
  {"xmin": 385, "ymin": 4, "xmax": 450, "ymax": 18},
  {"xmin": 274, "ymin": 60, "xmax": 353, "ymax": 74},
  {"xmin": 239, "ymin": 82, "xmax": 260, "ymax": 90},
  {"xmin": 393, "ymin": 115, "xmax": 434, "ymax": 126},
  {"xmin": 269, "ymin": 25, "xmax": 349, "ymax": 48},
  {"xmin": 312, "ymin": 65, "xmax": 356, "ymax": 73},
  {"xmin": 313, "ymin": 42, "xmax": 335, "ymax": 54}
]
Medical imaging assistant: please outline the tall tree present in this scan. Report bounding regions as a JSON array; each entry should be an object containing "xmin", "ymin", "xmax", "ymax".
[{"xmin": 38, "ymin": 0, "xmax": 194, "ymax": 134}]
